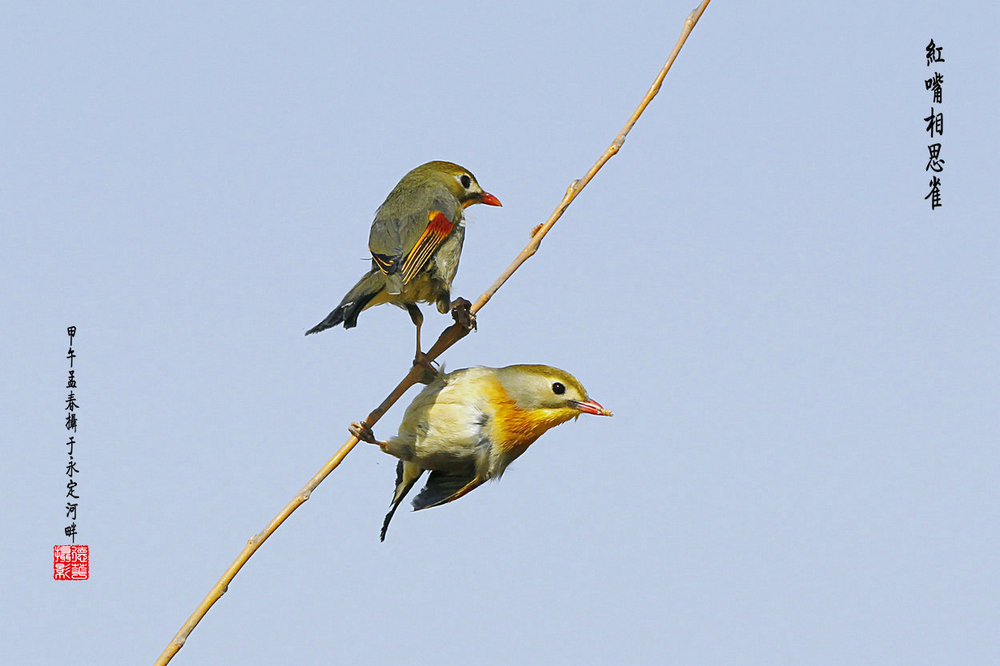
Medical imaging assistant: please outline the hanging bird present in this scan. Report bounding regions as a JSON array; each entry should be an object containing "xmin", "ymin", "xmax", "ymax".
[
  {"xmin": 305, "ymin": 161, "xmax": 501, "ymax": 359},
  {"xmin": 349, "ymin": 364, "xmax": 613, "ymax": 540}
]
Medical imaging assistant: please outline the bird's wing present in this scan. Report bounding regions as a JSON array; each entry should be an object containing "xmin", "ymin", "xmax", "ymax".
[
  {"xmin": 398, "ymin": 211, "xmax": 454, "ymax": 284},
  {"xmin": 411, "ymin": 466, "xmax": 485, "ymax": 511},
  {"xmin": 369, "ymin": 194, "xmax": 459, "ymax": 284}
]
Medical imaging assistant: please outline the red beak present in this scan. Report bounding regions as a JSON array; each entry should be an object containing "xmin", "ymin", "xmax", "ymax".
[
  {"xmin": 568, "ymin": 399, "xmax": 613, "ymax": 417},
  {"xmin": 479, "ymin": 191, "xmax": 502, "ymax": 207}
]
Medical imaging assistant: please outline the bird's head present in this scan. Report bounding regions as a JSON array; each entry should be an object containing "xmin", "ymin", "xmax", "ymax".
[
  {"xmin": 496, "ymin": 364, "xmax": 612, "ymax": 420},
  {"xmin": 411, "ymin": 160, "xmax": 502, "ymax": 209}
]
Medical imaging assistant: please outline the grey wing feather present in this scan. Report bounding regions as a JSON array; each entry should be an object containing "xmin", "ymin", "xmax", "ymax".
[
  {"xmin": 368, "ymin": 194, "xmax": 459, "ymax": 267},
  {"xmin": 411, "ymin": 465, "xmax": 483, "ymax": 511}
]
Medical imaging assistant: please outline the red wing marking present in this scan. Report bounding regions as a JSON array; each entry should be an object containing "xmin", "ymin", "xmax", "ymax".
[{"xmin": 400, "ymin": 211, "xmax": 454, "ymax": 284}]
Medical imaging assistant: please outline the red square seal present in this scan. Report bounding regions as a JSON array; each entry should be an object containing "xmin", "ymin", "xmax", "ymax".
[{"xmin": 53, "ymin": 544, "xmax": 89, "ymax": 580}]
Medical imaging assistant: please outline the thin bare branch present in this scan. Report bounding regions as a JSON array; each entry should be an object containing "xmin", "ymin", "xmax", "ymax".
[
  {"xmin": 155, "ymin": 3, "xmax": 710, "ymax": 662},
  {"xmin": 472, "ymin": 0, "xmax": 711, "ymax": 312}
]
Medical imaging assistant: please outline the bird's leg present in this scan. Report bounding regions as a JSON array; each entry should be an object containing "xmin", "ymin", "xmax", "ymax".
[
  {"xmin": 404, "ymin": 303, "xmax": 426, "ymax": 361},
  {"xmin": 403, "ymin": 303, "xmax": 442, "ymax": 383},
  {"xmin": 450, "ymin": 297, "xmax": 476, "ymax": 331},
  {"xmin": 349, "ymin": 422, "xmax": 388, "ymax": 451}
]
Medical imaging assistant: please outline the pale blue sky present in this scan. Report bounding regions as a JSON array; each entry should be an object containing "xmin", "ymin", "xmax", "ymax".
[{"xmin": 2, "ymin": 2, "xmax": 997, "ymax": 664}]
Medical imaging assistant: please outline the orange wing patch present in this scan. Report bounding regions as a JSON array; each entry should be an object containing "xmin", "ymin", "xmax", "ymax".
[{"xmin": 399, "ymin": 211, "xmax": 454, "ymax": 284}]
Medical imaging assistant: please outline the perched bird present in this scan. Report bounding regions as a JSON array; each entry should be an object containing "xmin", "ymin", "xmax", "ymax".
[
  {"xmin": 305, "ymin": 161, "xmax": 501, "ymax": 359},
  {"xmin": 350, "ymin": 364, "xmax": 613, "ymax": 540}
]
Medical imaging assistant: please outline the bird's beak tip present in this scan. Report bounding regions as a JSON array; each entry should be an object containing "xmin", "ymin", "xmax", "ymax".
[
  {"xmin": 570, "ymin": 399, "xmax": 613, "ymax": 417},
  {"xmin": 479, "ymin": 192, "xmax": 502, "ymax": 207}
]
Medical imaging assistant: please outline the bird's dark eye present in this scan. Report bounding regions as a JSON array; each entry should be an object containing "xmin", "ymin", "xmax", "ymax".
[
  {"xmin": 552, "ymin": 382, "xmax": 565, "ymax": 395},
  {"xmin": 460, "ymin": 174, "xmax": 472, "ymax": 188}
]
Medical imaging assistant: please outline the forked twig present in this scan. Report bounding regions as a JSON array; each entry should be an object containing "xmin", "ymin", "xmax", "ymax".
[{"xmin": 155, "ymin": 3, "xmax": 710, "ymax": 662}]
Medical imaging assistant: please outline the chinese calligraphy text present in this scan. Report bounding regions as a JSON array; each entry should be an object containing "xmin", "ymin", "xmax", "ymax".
[
  {"xmin": 923, "ymin": 39, "xmax": 945, "ymax": 210},
  {"xmin": 55, "ymin": 326, "xmax": 89, "ymax": 581}
]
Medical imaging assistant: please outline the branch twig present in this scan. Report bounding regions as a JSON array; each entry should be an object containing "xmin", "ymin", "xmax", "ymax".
[{"xmin": 155, "ymin": 3, "xmax": 710, "ymax": 663}]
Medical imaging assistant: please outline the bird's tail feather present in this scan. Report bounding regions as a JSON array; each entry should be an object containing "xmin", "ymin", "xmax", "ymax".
[
  {"xmin": 305, "ymin": 270, "xmax": 385, "ymax": 335},
  {"xmin": 381, "ymin": 461, "xmax": 423, "ymax": 541}
]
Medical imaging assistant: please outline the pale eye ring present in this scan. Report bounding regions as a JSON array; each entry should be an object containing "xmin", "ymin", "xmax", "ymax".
[
  {"xmin": 460, "ymin": 174, "xmax": 472, "ymax": 189},
  {"xmin": 552, "ymin": 382, "xmax": 565, "ymax": 395}
]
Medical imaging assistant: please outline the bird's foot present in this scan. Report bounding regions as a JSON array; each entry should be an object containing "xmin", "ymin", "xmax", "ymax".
[
  {"xmin": 450, "ymin": 298, "xmax": 476, "ymax": 331},
  {"xmin": 349, "ymin": 422, "xmax": 387, "ymax": 450},
  {"xmin": 412, "ymin": 353, "xmax": 443, "ymax": 385}
]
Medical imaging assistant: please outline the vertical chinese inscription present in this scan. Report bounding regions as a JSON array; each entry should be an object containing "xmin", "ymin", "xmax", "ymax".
[
  {"xmin": 55, "ymin": 326, "xmax": 88, "ymax": 580},
  {"xmin": 924, "ymin": 39, "xmax": 945, "ymax": 210}
]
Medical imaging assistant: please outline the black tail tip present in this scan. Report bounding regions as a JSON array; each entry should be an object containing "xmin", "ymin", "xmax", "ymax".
[
  {"xmin": 380, "ymin": 517, "xmax": 391, "ymax": 542},
  {"xmin": 380, "ymin": 504, "xmax": 400, "ymax": 542},
  {"xmin": 304, "ymin": 308, "xmax": 346, "ymax": 336}
]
